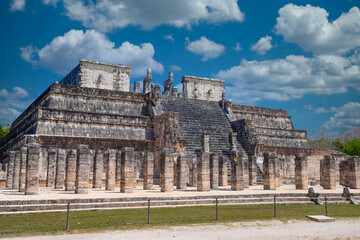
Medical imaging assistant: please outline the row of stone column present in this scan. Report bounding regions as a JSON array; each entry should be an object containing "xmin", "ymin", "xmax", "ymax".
[{"xmin": 338, "ymin": 156, "xmax": 360, "ymax": 189}]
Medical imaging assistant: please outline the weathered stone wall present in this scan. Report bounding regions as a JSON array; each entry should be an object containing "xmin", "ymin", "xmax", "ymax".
[{"xmin": 182, "ymin": 75, "xmax": 224, "ymax": 101}]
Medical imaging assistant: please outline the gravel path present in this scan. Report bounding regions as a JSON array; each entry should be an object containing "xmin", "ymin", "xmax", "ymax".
[{"xmin": 5, "ymin": 218, "xmax": 360, "ymax": 240}]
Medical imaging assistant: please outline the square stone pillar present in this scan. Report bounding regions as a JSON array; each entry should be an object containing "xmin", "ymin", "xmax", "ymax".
[
  {"xmin": 116, "ymin": 150, "xmax": 122, "ymax": 185},
  {"xmin": 75, "ymin": 145, "xmax": 90, "ymax": 194},
  {"xmin": 248, "ymin": 156, "xmax": 257, "ymax": 186},
  {"xmin": 219, "ymin": 156, "xmax": 228, "ymax": 186},
  {"xmin": 231, "ymin": 150, "xmax": 244, "ymax": 191},
  {"xmin": 120, "ymin": 147, "xmax": 135, "ymax": 193},
  {"xmin": 294, "ymin": 153, "xmax": 308, "ymax": 190},
  {"xmin": 197, "ymin": 152, "xmax": 210, "ymax": 191},
  {"xmin": 176, "ymin": 154, "xmax": 187, "ymax": 190},
  {"xmin": 25, "ymin": 142, "xmax": 40, "ymax": 195},
  {"xmin": 243, "ymin": 155, "xmax": 249, "ymax": 188},
  {"xmin": 143, "ymin": 151, "xmax": 154, "ymax": 190},
  {"xmin": 6, "ymin": 151, "xmax": 15, "ymax": 188},
  {"xmin": 55, "ymin": 149, "xmax": 66, "ymax": 189},
  {"xmin": 65, "ymin": 149, "xmax": 76, "ymax": 191},
  {"xmin": 321, "ymin": 155, "xmax": 336, "ymax": 190},
  {"xmin": 12, "ymin": 150, "xmax": 21, "ymax": 190},
  {"xmin": 160, "ymin": 150, "xmax": 174, "ymax": 192},
  {"xmin": 263, "ymin": 152, "xmax": 278, "ymax": 190},
  {"xmin": 93, "ymin": 150, "xmax": 104, "ymax": 188},
  {"xmin": 339, "ymin": 160, "xmax": 349, "ymax": 187},
  {"xmin": 210, "ymin": 154, "xmax": 219, "ymax": 190},
  {"xmin": 347, "ymin": 157, "xmax": 360, "ymax": 189},
  {"xmin": 189, "ymin": 158, "xmax": 197, "ymax": 187},
  {"xmin": 19, "ymin": 146, "xmax": 28, "ymax": 192},
  {"xmin": 47, "ymin": 148, "xmax": 57, "ymax": 187},
  {"xmin": 105, "ymin": 149, "xmax": 116, "ymax": 191}
]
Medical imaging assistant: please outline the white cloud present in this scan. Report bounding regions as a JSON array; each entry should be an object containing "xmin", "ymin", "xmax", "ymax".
[
  {"xmin": 169, "ymin": 65, "xmax": 182, "ymax": 72},
  {"xmin": 42, "ymin": 0, "xmax": 60, "ymax": 6},
  {"xmin": 163, "ymin": 34, "xmax": 175, "ymax": 42},
  {"xmin": 9, "ymin": 0, "xmax": 25, "ymax": 12},
  {"xmin": 20, "ymin": 29, "xmax": 164, "ymax": 77},
  {"xmin": 0, "ymin": 87, "xmax": 31, "ymax": 125},
  {"xmin": 303, "ymin": 104, "xmax": 329, "ymax": 113},
  {"xmin": 216, "ymin": 54, "xmax": 360, "ymax": 104},
  {"xmin": 234, "ymin": 42, "xmax": 242, "ymax": 51},
  {"xmin": 185, "ymin": 36, "xmax": 225, "ymax": 61},
  {"xmin": 322, "ymin": 102, "xmax": 360, "ymax": 136},
  {"xmin": 250, "ymin": 36, "xmax": 273, "ymax": 55},
  {"xmin": 275, "ymin": 4, "xmax": 360, "ymax": 55},
  {"xmin": 60, "ymin": 0, "xmax": 244, "ymax": 32}
]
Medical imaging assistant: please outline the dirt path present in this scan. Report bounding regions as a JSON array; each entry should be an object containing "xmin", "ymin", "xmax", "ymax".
[{"xmin": 5, "ymin": 219, "xmax": 360, "ymax": 240}]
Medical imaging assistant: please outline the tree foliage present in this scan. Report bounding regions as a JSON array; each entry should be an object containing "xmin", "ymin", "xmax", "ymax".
[
  {"xmin": 0, "ymin": 124, "xmax": 10, "ymax": 141},
  {"xmin": 340, "ymin": 138, "xmax": 360, "ymax": 157}
]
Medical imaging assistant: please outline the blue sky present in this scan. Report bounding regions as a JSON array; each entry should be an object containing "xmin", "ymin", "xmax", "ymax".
[{"xmin": 0, "ymin": 0, "xmax": 359, "ymax": 138}]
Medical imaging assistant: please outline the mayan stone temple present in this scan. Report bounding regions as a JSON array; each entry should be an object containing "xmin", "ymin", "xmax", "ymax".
[{"xmin": 0, "ymin": 59, "xmax": 359, "ymax": 196}]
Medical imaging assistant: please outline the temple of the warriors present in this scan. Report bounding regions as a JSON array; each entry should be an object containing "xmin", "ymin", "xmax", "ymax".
[{"xmin": 0, "ymin": 59, "xmax": 359, "ymax": 195}]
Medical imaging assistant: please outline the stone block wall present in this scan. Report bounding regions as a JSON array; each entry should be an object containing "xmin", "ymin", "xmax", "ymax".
[{"xmin": 182, "ymin": 75, "xmax": 224, "ymax": 101}]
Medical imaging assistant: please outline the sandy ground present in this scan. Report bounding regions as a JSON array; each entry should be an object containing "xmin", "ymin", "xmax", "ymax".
[{"xmin": 4, "ymin": 219, "xmax": 360, "ymax": 240}]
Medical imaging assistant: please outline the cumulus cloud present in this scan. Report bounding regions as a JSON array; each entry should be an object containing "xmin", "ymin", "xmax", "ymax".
[
  {"xmin": 303, "ymin": 104, "xmax": 329, "ymax": 113},
  {"xmin": 275, "ymin": 4, "xmax": 360, "ymax": 55},
  {"xmin": 234, "ymin": 42, "xmax": 242, "ymax": 51},
  {"xmin": 169, "ymin": 65, "xmax": 182, "ymax": 72},
  {"xmin": 185, "ymin": 36, "xmax": 225, "ymax": 61},
  {"xmin": 0, "ymin": 87, "xmax": 31, "ymax": 125},
  {"xmin": 216, "ymin": 54, "xmax": 360, "ymax": 104},
  {"xmin": 163, "ymin": 34, "xmax": 175, "ymax": 42},
  {"xmin": 59, "ymin": 0, "xmax": 244, "ymax": 32},
  {"xmin": 250, "ymin": 36, "xmax": 273, "ymax": 55},
  {"xmin": 20, "ymin": 29, "xmax": 164, "ymax": 77},
  {"xmin": 42, "ymin": 0, "xmax": 60, "ymax": 6},
  {"xmin": 9, "ymin": 0, "xmax": 25, "ymax": 12},
  {"xmin": 322, "ymin": 102, "xmax": 360, "ymax": 136}
]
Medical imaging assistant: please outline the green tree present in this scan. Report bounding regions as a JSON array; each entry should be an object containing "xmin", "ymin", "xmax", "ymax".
[
  {"xmin": 340, "ymin": 137, "xmax": 360, "ymax": 157},
  {"xmin": 0, "ymin": 124, "xmax": 10, "ymax": 140}
]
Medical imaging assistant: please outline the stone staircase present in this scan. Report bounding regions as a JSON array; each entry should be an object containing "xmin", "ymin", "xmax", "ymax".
[
  {"xmin": 1, "ymin": 193, "xmax": 359, "ymax": 215},
  {"xmin": 158, "ymin": 97, "xmax": 247, "ymax": 160}
]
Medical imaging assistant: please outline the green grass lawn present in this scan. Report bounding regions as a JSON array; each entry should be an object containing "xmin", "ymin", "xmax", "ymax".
[{"xmin": 0, "ymin": 204, "xmax": 359, "ymax": 238}]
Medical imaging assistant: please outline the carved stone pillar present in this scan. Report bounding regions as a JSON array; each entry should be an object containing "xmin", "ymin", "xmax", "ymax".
[
  {"xmin": 143, "ymin": 68, "xmax": 152, "ymax": 94},
  {"xmin": 12, "ymin": 150, "xmax": 21, "ymax": 190},
  {"xmin": 55, "ymin": 149, "xmax": 66, "ymax": 189},
  {"xmin": 295, "ymin": 153, "xmax": 308, "ymax": 190},
  {"xmin": 143, "ymin": 151, "xmax": 154, "ymax": 190},
  {"xmin": 189, "ymin": 158, "xmax": 197, "ymax": 187},
  {"xmin": 248, "ymin": 156, "xmax": 257, "ymax": 186},
  {"xmin": 160, "ymin": 150, "xmax": 174, "ymax": 192},
  {"xmin": 105, "ymin": 149, "xmax": 116, "ymax": 191},
  {"xmin": 47, "ymin": 148, "xmax": 57, "ymax": 187},
  {"xmin": 93, "ymin": 150, "xmax": 103, "ymax": 188},
  {"xmin": 75, "ymin": 145, "xmax": 90, "ymax": 194},
  {"xmin": 231, "ymin": 150, "xmax": 244, "ymax": 191},
  {"xmin": 347, "ymin": 157, "xmax": 360, "ymax": 189},
  {"xmin": 65, "ymin": 149, "xmax": 76, "ymax": 191},
  {"xmin": 339, "ymin": 160, "xmax": 349, "ymax": 187},
  {"xmin": 210, "ymin": 154, "xmax": 219, "ymax": 190},
  {"xmin": 25, "ymin": 142, "xmax": 40, "ymax": 195},
  {"xmin": 116, "ymin": 150, "xmax": 122, "ymax": 185},
  {"xmin": 120, "ymin": 147, "xmax": 135, "ymax": 193},
  {"xmin": 263, "ymin": 152, "xmax": 278, "ymax": 190},
  {"xmin": 219, "ymin": 156, "xmax": 228, "ymax": 186},
  {"xmin": 133, "ymin": 82, "xmax": 140, "ymax": 93},
  {"xmin": 19, "ymin": 146, "xmax": 28, "ymax": 192},
  {"xmin": 197, "ymin": 152, "xmax": 210, "ymax": 191},
  {"xmin": 6, "ymin": 151, "xmax": 15, "ymax": 188},
  {"xmin": 176, "ymin": 154, "xmax": 187, "ymax": 190},
  {"xmin": 320, "ymin": 155, "xmax": 336, "ymax": 189}
]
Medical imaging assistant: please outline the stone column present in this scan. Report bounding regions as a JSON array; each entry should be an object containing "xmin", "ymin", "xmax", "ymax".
[
  {"xmin": 75, "ymin": 145, "xmax": 90, "ymax": 194},
  {"xmin": 294, "ymin": 153, "xmax": 308, "ymax": 190},
  {"xmin": 120, "ymin": 147, "xmax": 135, "ymax": 193},
  {"xmin": 143, "ymin": 151, "xmax": 154, "ymax": 190},
  {"xmin": 160, "ymin": 150, "xmax": 174, "ymax": 192},
  {"xmin": 189, "ymin": 158, "xmax": 197, "ymax": 187},
  {"xmin": 19, "ymin": 146, "xmax": 27, "ymax": 192},
  {"xmin": 242, "ymin": 155, "xmax": 249, "ymax": 188},
  {"xmin": 219, "ymin": 156, "xmax": 228, "ymax": 186},
  {"xmin": 176, "ymin": 154, "xmax": 187, "ymax": 190},
  {"xmin": 231, "ymin": 150, "xmax": 244, "ymax": 191},
  {"xmin": 46, "ymin": 148, "xmax": 57, "ymax": 187},
  {"xmin": 248, "ymin": 156, "xmax": 257, "ymax": 186},
  {"xmin": 210, "ymin": 154, "xmax": 219, "ymax": 190},
  {"xmin": 321, "ymin": 155, "xmax": 336, "ymax": 189},
  {"xmin": 197, "ymin": 132, "xmax": 210, "ymax": 191},
  {"xmin": 105, "ymin": 149, "xmax": 116, "ymax": 191},
  {"xmin": 25, "ymin": 142, "xmax": 40, "ymax": 195},
  {"xmin": 347, "ymin": 157, "xmax": 360, "ymax": 189},
  {"xmin": 55, "ymin": 149, "xmax": 66, "ymax": 189},
  {"xmin": 93, "ymin": 150, "xmax": 104, "ymax": 188},
  {"xmin": 12, "ymin": 150, "xmax": 21, "ymax": 190},
  {"xmin": 339, "ymin": 160, "xmax": 349, "ymax": 187},
  {"xmin": 116, "ymin": 150, "xmax": 122, "ymax": 185},
  {"xmin": 143, "ymin": 68, "xmax": 152, "ymax": 94},
  {"xmin": 134, "ymin": 82, "xmax": 140, "ymax": 93},
  {"xmin": 263, "ymin": 152, "xmax": 278, "ymax": 190},
  {"xmin": 6, "ymin": 152, "xmax": 15, "ymax": 188},
  {"xmin": 65, "ymin": 149, "xmax": 76, "ymax": 191}
]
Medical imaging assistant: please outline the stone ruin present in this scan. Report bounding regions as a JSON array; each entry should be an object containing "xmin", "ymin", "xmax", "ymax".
[{"xmin": 0, "ymin": 59, "xmax": 359, "ymax": 194}]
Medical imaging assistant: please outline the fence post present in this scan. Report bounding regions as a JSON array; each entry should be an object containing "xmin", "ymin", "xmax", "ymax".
[
  {"xmin": 66, "ymin": 203, "xmax": 70, "ymax": 230},
  {"xmin": 216, "ymin": 198, "xmax": 218, "ymax": 220},
  {"xmin": 148, "ymin": 199, "xmax": 150, "ymax": 224},
  {"xmin": 325, "ymin": 195, "xmax": 328, "ymax": 216},
  {"xmin": 274, "ymin": 195, "xmax": 277, "ymax": 217}
]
